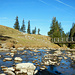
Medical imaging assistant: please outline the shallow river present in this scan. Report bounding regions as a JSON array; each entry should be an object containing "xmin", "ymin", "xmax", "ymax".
[{"xmin": 0, "ymin": 49, "xmax": 75, "ymax": 75}]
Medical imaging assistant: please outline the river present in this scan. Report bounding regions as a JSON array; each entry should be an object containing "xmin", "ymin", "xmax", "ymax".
[{"xmin": 0, "ymin": 49, "xmax": 75, "ymax": 75}]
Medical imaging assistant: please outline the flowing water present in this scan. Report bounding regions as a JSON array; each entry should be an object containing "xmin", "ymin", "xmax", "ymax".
[{"xmin": 0, "ymin": 49, "xmax": 75, "ymax": 75}]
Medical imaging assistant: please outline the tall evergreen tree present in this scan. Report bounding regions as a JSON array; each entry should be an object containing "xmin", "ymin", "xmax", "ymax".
[
  {"xmin": 69, "ymin": 23, "xmax": 75, "ymax": 48},
  {"xmin": 32, "ymin": 27, "xmax": 36, "ymax": 34},
  {"xmin": 62, "ymin": 31, "xmax": 66, "ymax": 37},
  {"xmin": 38, "ymin": 28, "xmax": 40, "ymax": 35},
  {"xmin": 69, "ymin": 23, "xmax": 75, "ymax": 37},
  {"xmin": 27, "ymin": 20, "xmax": 31, "ymax": 34},
  {"xmin": 14, "ymin": 16, "xmax": 20, "ymax": 30},
  {"xmin": 32, "ymin": 29, "xmax": 35, "ymax": 34},
  {"xmin": 48, "ymin": 17, "xmax": 62, "ymax": 38},
  {"xmin": 21, "ymin": 19, "xmax": 26, "ymax": 33},
  {"xmin": 35, "ymin": 27, "xmax": 36, "ymax": 34}
]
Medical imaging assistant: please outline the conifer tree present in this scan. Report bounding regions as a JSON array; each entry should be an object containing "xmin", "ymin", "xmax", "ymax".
[
  {"xmin": 69, "ymin": 23, "xmax": 75, "ymax": 48},
  {"xmin": 14, "ymin": 16, "xmax": 20, "ymax": 30},
  {"xmin": 35, "ymin": 27, "xmax": 36, "ymax": 34},
  {"xmin": 62, "ymin": 31, "xmax": 66, "ymax": 37},
  {"xmin": 32, "ymin": 29, "xmax": 35, "ymax": 34},
  {"xmin": 69, "ymin": 23, "xmax": 75, "ymax": 37},
  {"xmin": 32, "ymin": 27, "xmax": 36, "ymax": 34},
  {"xmin": 21, "ymin": 19, "xmax": 26, "ymax": 33},
  {"xmin": 27, "ymin": 20, "xmax": 30, "ymax": 34},
  {"xmin": 38, "ymin": 28, "xmax": 40, "ymax": 35},
  {"xmin": 48, "ymin": 17, "xmax": 62, "ymax": 38}
]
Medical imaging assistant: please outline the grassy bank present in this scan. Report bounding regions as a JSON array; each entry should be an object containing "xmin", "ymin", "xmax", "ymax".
[{"xmin": 0, "ymin": 25, "xmax": 60, "ymax": 48}]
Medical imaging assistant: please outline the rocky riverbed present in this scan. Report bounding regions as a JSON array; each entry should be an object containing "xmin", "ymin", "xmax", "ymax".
[{"xmin": 0, "ymin": 48, "xmax": 75, "ymax": 75}]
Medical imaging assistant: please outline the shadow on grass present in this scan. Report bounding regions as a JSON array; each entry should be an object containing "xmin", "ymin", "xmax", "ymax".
[{"xmin": 0, "ymin": 35, "xmax": 12, "ymax": 41}]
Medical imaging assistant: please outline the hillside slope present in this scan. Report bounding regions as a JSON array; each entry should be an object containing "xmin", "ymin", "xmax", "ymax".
[{"xmin": 0, "ymin": 25, "xmax": 59, "ymax": 48}]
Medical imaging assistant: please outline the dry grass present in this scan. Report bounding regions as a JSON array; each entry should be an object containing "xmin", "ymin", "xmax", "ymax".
[{"xmin": 0, "ymin": 25, "xmax": 60, "ymax": 48}]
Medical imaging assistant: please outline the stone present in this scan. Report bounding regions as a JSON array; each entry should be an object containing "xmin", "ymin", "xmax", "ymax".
[
  {"xmin": 14, "ymin": 57, "xmax": 23, "ymax": 61},
  {"xmin": 20, "ymin": 69, "xmax": 27, "ymax": 73},
  {"xmin": 3, "ymin": 58, "xmax": 12, "ymax": 61},
  {"xmin": 0, "ymin": 48, "xmax": 10, "ymax": 51},
  {"xmin": 27, "ymin": 72, "xmax": 33, "ymax": 75},
  {"xmin": 64, "ymin": 56, "xmax": 67, "ymax": 60},
  {"xmin": 15, "ymin": 63, "xmax": 36, "ymax": 75},
  {"xmin": 4, "ymin": 71, "xmax": 15, "ymax": 75},
  {"xmin": 1, "ymin": 66, "xmax": 6, "ymax": 68},
  {"xmin": 16, "ymin": 63, "xmax": 36, "ymax": 70},
  {"xmin": 34, "ymin": 70, "xmax": 38, "ymax": 74},
  {"xmin": 17, "ymin": 47, "xmax": 25, "ymax": 51},
  {"xmin": 7, "ymin": 67, "xmax": 15, "ymax": 71},
  {"xmin": 40, "ymin": 68, "xmax": 45, "ymax": 70},
  {"xmin": 33, "ymin": 49, "xmax": 39, "ymax": 52},
  {"xmin": 58, "ymin": 57, "xmax": 63, "ymax": 60},
  {"xmin": 10, "ymin": 53, "xmax": 14, "ymax": 57},
  {"xmin": 6, "ymin": 53, "xmax": 10, "ymax": 56},
  {"xmin": 11, "ymin": 50, "xmax": 17, "ymax": 53}
]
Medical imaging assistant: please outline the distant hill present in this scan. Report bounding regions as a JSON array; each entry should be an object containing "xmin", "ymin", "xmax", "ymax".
[{"xmin": 0, "ymin": 25, "xmax": 60, "ymax": 48}]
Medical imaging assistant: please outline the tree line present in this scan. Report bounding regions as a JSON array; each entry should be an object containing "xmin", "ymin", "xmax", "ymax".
[
  {"xmin": 14, "ymin": 16, "xmax": 75, "ymax": 48},
  {"xmin": 48, "ymin": 17, "xmax": 75, "ymax": 48},
  {"xmin": 14, "ymin": 16, "xmax": 40, "ymax": 35}
]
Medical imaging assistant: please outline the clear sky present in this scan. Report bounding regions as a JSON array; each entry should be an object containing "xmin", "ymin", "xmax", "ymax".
[{"xmin": 0, "ymin": 0, "xmax": 75, "ymax": 35}]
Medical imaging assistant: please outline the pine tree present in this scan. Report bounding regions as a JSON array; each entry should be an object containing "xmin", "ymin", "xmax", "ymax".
[
  {"xmin": 62, "ymin": 31, "xmax": 66, "ymax": 38},
  {"xmin": 14, "ymin": 16, "xmax": 20, "ymax": 30},
  {"xmin": 32, "ymin": 29, "xmax": 35, "ymax": 34},
  {"xmin": 38, "ymin": 28, "xmax": 40, "ymax": 35},
  {"xmin": 35, "ymin": 27, "xmax": 36, "ymax": 34},
  {"xmin": 21, "ymin": 19, "xmax": 26, "ymax": 33},
  {"xmin": 69, "ymin": 23, "xmax": 75, "ymax": 37},
  {"xmin": 32, "ymin": 27, "xmax": 36, "ymax": 34},
  {"xmin": 27, "ymin": 20, "xmax": 30, "ymax": 34},
  {"xmin": 48, "ymin": 17, "xmax": 62, "ymax": 38},
  {"xmin": 69, "ymin": 23, "xmax": 75, "ymax": 48}
]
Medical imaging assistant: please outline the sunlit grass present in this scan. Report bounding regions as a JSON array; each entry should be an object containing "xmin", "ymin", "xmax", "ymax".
[{"xmin": 0, "ymin": 25, "xmax": 59, "ymax": 48}]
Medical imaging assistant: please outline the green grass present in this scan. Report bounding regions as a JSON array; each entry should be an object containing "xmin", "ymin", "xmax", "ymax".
[{"xmin": 0, "ymin": 25, "xmax": 60, "ymax": 48}]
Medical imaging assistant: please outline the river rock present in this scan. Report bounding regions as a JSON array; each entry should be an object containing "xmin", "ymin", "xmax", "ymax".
[
  {"xmin": 14, "ymin": 57, "xmax": 23, "ymax": 61},
  {"xmin": 11, "ymin": 50, "xmax": 17, "ymax": 53},
  {"xmin": 34, "ymin": 70, "xmax": 38, "ymax": 74},
  {"xmin": 10, "ymin": 53, "xmax": 14, "ymax": 57},
  {"xmin": 6, "ymin": 53, "xmax": 10, "ymax": 56},
  {"xmin": 16, "ymin": 63, "xmax": 36, "ymax": 70},
  {"xmin": 33, "ymin": 49, "xmax": 39, "ymax": 52},
  {"xmin": 64, "ymin": 56, "xmax": 67, "ymax": 60},
  {"xmin": 0, "ymin": 48, "xmax": 10, "ymax": 51},
  {"xmin": 3, "ymin": 58, "xmax": 12, "ymax": 61},
  {"xmin": 4, "ymin": 71, "xmax": 15, "ymax": 75},
  {"xmin": 17, "ymin": 47, "xmax": 25, "ymax": 51},
  {"xmin": 54, "ymin": 50, "xmax": 62, "ymax": 55},
  {"xmin": 15, "ymin": 63, "xmax": 36, "ymax": 75},
  {"xmin": 58, "ymin": 57, "xmax": 63, "ymax": 60}
]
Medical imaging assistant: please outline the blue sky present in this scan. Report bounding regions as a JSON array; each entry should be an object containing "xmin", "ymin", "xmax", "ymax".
[{"xmin": 0, "ymin": 0, "xmax": 75, "ymax": 35}]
